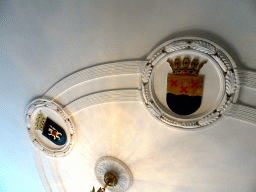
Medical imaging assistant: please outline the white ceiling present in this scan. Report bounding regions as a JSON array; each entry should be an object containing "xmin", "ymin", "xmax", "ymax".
[{"xmin": 1, "ymin": 0, "xmax": 256, "ymax": 191}]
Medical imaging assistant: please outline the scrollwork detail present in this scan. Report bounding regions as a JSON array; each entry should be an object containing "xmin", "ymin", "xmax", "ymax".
[
  {"xmin": 149, "ymin": 49, "xmax": 165, "ymax": 65},
  {"xmin": 190, "ymin": 40, "xmax": 216, "ymax": 55},
  {"xmin": 142, "ymin": 83, "xmax": 151, "ymax": 104},
  {"xmin": 225, "ymin": 71, "xmax": 236, "ymax": 96},
  {"xmin": 147, "ymin": 102, "xmax": 161, "ymax": 118},
  {"xmin": 198, "ymin": 112, "xmax": 220, "ymax": 126},
  {"xmin": 216, "ymin": 49, "xmax": 234, "ymax": 70},
  {"xmin": 142, "ymin": 63, "xmax": 152, "ymax": 83},
  {"xmin": 165, "ymin": 41, "xmax": 189, "ymax": 53}
]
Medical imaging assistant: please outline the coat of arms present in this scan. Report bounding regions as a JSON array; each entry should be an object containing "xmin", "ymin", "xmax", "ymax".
[
  {"xmin": 166, "ymin": 57, "xmax": 207, "ymax": 115},
  {"xmin": 35, "ymin": 112, "xmax": 67, "ymax": 145}
]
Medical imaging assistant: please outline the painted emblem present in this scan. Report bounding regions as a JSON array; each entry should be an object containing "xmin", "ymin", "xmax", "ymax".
[
  {"xmin": 166, "ymin": 57, "xmax": 207, "ymax": 115},
  {"xmin": 35, "ymin": 112, "xmax": 67, "ymax": 145}
]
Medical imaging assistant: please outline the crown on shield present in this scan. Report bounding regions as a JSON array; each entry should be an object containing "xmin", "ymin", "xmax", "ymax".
[
  {"xmin": 35, "ymin": 111, "xmax": 46, "ymax": 131},
  {"xmin": 167, "ymin": 57, "xmax": 207, "ymax": 76}
]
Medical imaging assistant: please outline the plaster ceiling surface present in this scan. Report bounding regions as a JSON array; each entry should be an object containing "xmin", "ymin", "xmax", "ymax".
[
  {"xmin": 46, "ymin": 103, "xmax": 256, "ymax": 192},
  {"xmin": 1, "ymin": 0, "xmax": 256, "ymax": 191}
]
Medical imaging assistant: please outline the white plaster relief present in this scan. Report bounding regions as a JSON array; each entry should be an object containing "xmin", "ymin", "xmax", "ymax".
[
  {"xmin": 56, "ymin": 74, "xmax": 142, "ymax": 106},
  {"xmin": 44, "ymin": 61, "xmax": 146, "ymax": 101},
  {"xmin": 165, "ymin": 41, "xmax": 189, "ymax": 53},
  {"xmin": 226, "ymin": 104, "xmax": 256, "ymax": 125},
  {"xmin": 190, "ymin": 40, "xmax": 216, "ymax": 55},
  {"xmin": 26, "ymin": 99, "xmax": 75, "ymax": 157},
  {"xmin": 238, "ymin": 70, "xmax": 256, "ymax": 89},
  {"xmin": 142, "ymin": 37, "xmax": 239, "ymax": 128},
  {"xmin": 64, "ymin": 89, "xmax": 142, "ymax": 117},
  {"xmin": 32, "ymin": 149, "xmax": 52, "ymax": 192},
  {"xmin": 94, "ymin": 156, "xmax": 133, "ymax": 192}
]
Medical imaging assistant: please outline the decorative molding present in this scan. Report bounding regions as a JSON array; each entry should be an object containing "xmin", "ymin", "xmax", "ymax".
[
  {"xmin": 142, "ymin": 63, "xmax": 152, "ymax": 84},
  {"xmin": 49, "ymin": 158, "xmax": 67, "ymax": 192},
  {"xmin": 226, "ymin": 104, "xmax": 256, "ymax": 125},
  {"xmin": 216, "ymin": 49, "xmax": 235, "ymax": 70},
  {"xmin": 147, "ymin": 101, "xmax": 161, "ymax": 118},
  {"xmin": 64, "ymin": 89, "xmax": 142, "ymax": 117},
  {"xmin": 26, "ymin": 99, "xmax": 75, "ymax": 157},
  {"xmin": 44, "ymin": 61, "xmax": 146, "ymax": 101},
  {"xmin": 198, "ymin": 112, "xmax": 220, "ymax": 126},
  {"xmin": 142, "ymin": 37, "xmax": 239, "ymax": 128},
  {"xmin": 165, "ymin": 41, "xmax": 189, "ymax": 53},
  {"xmin": 225, "ymin": 70, "xmax": 237, "ymax": 96},
  {"xmin": 212, "ymin": 55, "xmax": 228, "ymax": 72},
  {"xmin": 238, "ymin": 70, "xmax": 256, "ymax": 89},
  {"xmin": 190, "ymin": 40, "xmax": 216, "ymax": 55},
  {"xmin": 32, "ymin": 149, "xmax": 52, "ymax": 192},
  {"xmin": 94, "ymin": 156, "xmax": 133, "ymax": 192},
  {"xmin": 216, "ymin": 94, "xmax": 233, "ymax": 115}
]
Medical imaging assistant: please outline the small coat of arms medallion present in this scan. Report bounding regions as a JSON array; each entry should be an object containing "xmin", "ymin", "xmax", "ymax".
[
  {"xmin": 166, "ymin": 57, "xmax": 207, "ymax": 115},
  {"xmin": 35, "ymin": 112, "xmax": 67, "ymax": 145}
]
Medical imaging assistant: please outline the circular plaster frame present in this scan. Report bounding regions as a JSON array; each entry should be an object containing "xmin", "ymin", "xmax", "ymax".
[
  {"xmin": 26, "ymin": 99, "xmax": 75, "ymax": 157},
  {"xmin": 142, "ymin": 37, "xmax": 239, "ymax": 128},
  {"xmin": 94, "ymin": 156, "xmax": 133, "ymax": 192}
]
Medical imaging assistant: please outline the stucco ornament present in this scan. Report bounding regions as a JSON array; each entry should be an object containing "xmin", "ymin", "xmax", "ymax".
[
  {"xmin": 94, "ymin": 156, "xmax": 133, "ymax": 192},
  {"xmin": 142, "ymin": 37, "xmax": 239, "ymax": 128},
  {"xmin": 26, "ymin": 99, "xmax": 75, "ymax": 157}
]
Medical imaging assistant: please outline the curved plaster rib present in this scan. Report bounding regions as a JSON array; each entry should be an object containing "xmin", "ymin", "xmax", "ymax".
[
  {"xmin": 64, "ymin": 89, "xmax": 142, "ymax": 117},
  {"xmin": 43, "ymin": 61, "xmax": 147, "ymax": 101},
  {"xmin": 33, "ymin": 149, "xmax": 52, "ymax": 192},
  {"xmin": 226, "ymin": 104, "xmax": 256, "ymax": 125},
  {"xmin": 49, "ymin": 158, "xmax": 67, "ymax": 192},
  {"xmin": 54, "ymin": 74, "xmax": 142, "ymax": 106},
  {"xmin": 238, "ymin": 70, "xmax": 256, "ymax": 89}
]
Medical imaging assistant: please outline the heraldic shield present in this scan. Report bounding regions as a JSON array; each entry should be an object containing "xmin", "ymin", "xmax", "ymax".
[
  {"xmin": 42, "ymin": 118, "xmax": 67, "ymax": 145},
  {"xmin": 166, "ymin": 57, "xmax": 207, "ymax": 115},
  {"xmin": 35, "ymin": 112, "xmax": 67, "ymax": 145}
]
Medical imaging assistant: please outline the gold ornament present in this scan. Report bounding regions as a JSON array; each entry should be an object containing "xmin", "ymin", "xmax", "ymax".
[
  {"xmin": 91, "ymin": 172, "xmax": 118, "ymax": 192},
  {"xmin": 167, "ymin": 57, "xmax": 207, "ymax": 76},
  {"xmin": 35, "ymin": 111, "xmax": 46, "ymax": 131}
]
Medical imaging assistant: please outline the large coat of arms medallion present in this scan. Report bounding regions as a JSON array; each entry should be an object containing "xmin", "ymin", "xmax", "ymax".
[
  {"xmin": 141, "ymin": 37, "xmax": 239, "ymax": 128},
  {"xmin": 166, "ymin": 57, "xmax": 207, "ymax": 115}
]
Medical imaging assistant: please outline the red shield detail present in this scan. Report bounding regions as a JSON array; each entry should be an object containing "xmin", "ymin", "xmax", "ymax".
[{"xmin": 166, "ymin": 74, "xmax": 204, "ymax": 115}]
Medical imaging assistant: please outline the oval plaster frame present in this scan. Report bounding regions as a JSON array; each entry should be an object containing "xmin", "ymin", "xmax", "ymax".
[{"xmin": 26, "ymin": 99, "xmax": 75, "ymax": 157}]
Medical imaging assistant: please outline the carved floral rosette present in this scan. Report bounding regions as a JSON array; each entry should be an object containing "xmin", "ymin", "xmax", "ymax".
[
  {"xmin": 142, "ymin": 37, "xmax": 240, "ymax": 128},
  {"xmin": 94, "ymin": 156, "xmax": 133, "ymax": 192},
  {"xmin": 26, "ymin": 99, "xmax": 75, "ymax": 157}
]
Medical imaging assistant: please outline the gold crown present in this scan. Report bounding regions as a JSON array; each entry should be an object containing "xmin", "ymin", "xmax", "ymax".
[
  {"xmin": 167, "ymin": 57, "xmax": 207, "ymax": 76},
  {"xmin": 35, "ymin": 111, "xmax": 46, "ymax": 131}
]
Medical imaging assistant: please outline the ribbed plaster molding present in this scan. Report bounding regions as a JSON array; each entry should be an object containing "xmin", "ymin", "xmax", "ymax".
[
  {"xmin": 226, "ymin": 104, "xmax": 256, "ymax": 125},
  {"xmin": 44, "ymin": 61, "xmax": 146, "ymax": 101},
  {"xmin": 49, "ymin": 158, "xmax": 66, "ymax": 192},
  {"xmin": 53, "ymin": 74, "xmax": 142, "ymax": 106},
  {"xmin": 42, "ymin": 155, "xmax": 59, "ymax": 192},
  {"xmin": 238, "ymin": 70, "xmax": 256, "ymax": 89},
  {"xmin": 33, "ymin": 150, "xmax": 52, "ymax": 192},
  {"xmin": 64, "ymin": 89, "xmax": 142, "ymax": 117}
]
